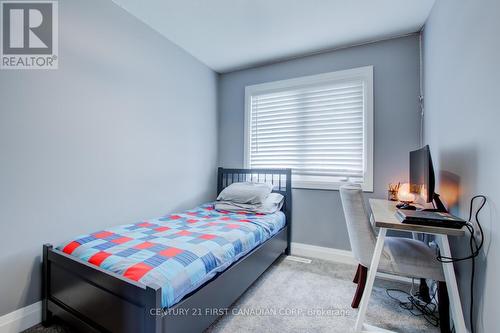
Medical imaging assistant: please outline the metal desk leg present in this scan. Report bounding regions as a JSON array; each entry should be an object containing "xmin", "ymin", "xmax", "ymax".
[
  {"xmin": 439, "ymin": 235, "xmax": 468, "ymax": 333},
  {"xmin": 354, "ymin": 228, "xmax": 388, "ymax": 333}
]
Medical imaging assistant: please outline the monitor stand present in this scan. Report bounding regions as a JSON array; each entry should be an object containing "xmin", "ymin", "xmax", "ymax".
[
  {"xmin": 418, "ymin": 193, "xmax": 447, "ymax": 302},
  {"xmin": 422, "ymin": 193, "xmax": 448, "ymax": 213}
]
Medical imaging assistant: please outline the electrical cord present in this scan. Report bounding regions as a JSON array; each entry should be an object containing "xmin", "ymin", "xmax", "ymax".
[
  {"xmin": 386, "ymin": 286, "xmax": 439, "ymax": 327},
  {"xmin": 436, "ymin": 195, "xmax": 487, "ymax": 333}
]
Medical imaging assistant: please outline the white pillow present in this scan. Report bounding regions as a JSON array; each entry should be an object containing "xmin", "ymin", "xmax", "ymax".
[
  {"xmin": 216, "ymin": 182, "xmax": 273, "ymax": 205},
  {"xmin": 258, "ymin": 192, "xmax": 285, "ymax": 214},
  {"xmin": 215, "ymin": 193, "xmax": 284, "ymax": 214}
]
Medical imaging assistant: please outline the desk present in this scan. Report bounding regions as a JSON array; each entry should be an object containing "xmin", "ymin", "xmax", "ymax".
[{"xmin": 354, "ymin": 199, "xmax": 467, "ymax": 333}]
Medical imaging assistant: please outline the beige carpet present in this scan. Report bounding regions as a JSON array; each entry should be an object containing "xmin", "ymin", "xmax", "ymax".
[
  {"xmin": 25, "ymin": 256, "xmax": 440, "ymax": 333},
  {"xmin": 205, "ymin": 257, "xmax": 440, "ymax": 333}
]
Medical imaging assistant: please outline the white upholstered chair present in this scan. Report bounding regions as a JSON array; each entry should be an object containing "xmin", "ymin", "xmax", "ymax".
[{"xmin": 339, "ymin": 184, "xmax": 450, "ymax": 332}]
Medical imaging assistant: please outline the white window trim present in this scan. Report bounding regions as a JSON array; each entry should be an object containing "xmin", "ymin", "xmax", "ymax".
[{"xmin": 244, "ymin": 66, "xmax": 374, "ymax": 192}]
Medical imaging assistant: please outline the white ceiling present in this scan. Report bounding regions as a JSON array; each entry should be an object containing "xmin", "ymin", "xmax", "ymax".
[{"xmin": 112, "ymin": 0, "xmax": 435, "ymax": 73}]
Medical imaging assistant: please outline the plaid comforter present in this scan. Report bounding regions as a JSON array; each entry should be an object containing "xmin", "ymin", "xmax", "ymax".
[{"xmin": 57, "ymin": 203, "xmax": 286, "ymax": 308}]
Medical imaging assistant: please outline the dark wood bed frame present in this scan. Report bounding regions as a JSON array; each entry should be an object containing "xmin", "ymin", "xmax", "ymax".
[{"xmin": 42, "ymin": 167, "xmax": 292, "ymax": 333}]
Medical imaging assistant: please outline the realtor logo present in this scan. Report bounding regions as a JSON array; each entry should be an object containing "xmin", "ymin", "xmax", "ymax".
[{"xmin": 1, "ymin": 1, "xmax": 58, "ymax": 69}]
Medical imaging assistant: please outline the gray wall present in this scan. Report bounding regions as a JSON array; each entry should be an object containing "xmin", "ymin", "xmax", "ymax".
[
  {"xmin": 423, "ymin": 1, "xmax": 500, "ymax": 331},
  {"xmin": 0, "ymin": 0, "xmax": 217, "ymax": 316},
  {"xmin": 218, "ymin": 35, "xmax": 421, "ymax": 250}
]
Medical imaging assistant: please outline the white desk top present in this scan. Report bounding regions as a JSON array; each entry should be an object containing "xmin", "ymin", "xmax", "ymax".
[{"xmin": 369, "ymin": 198, "xmax": 466, "ymax": 236}]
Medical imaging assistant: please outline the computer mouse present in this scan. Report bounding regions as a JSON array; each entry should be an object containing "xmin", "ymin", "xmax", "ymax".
[{"xmin": 396, "ymin": 203, "xmax": 417, "ymax": 210}]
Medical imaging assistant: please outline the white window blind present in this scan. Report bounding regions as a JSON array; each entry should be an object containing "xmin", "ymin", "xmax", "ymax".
[{"xmin": 245, "ymin": 67, "xmax": 373, "ymax": 191}]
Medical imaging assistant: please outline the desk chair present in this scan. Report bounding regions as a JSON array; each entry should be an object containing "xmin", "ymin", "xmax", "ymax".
[{"xmin": 339, "ymin": 184, "xmax": 450, "ymax": 332}]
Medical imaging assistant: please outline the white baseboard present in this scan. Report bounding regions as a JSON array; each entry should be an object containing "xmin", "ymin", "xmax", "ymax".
[
  {"xmin": 376, "ymin": 272, "xmax": 415, "ymax": 284},
  {"xmin": 291, "ymin": 242, "xmax": 357, "ymax": 265},
  {"xmin": 290, "ymin": 242, "xmax": 413, "ymax": 284},
  {"xmin": 0, "ymin": 301, "xmax": 41, "ymax": 333}
]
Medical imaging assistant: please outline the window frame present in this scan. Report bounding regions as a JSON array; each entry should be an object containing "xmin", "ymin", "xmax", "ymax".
[{"xmin": 244, "ymin": 66, "xmax": 374, "ymax": 192}]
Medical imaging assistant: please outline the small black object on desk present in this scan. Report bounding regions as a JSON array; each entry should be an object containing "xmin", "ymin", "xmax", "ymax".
[{"xmin": 396, "ymin": 202, "xmax": 417, "ymax": 210}]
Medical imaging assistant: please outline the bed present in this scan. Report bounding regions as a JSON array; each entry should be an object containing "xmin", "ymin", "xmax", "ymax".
[{"xmin": 42, "ymin": 168, "xmax": 292, "ymax": 333}]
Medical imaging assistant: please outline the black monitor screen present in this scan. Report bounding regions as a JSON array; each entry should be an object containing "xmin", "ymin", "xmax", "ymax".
[{"xmin": 409, "ymin": 145, "xmax": 435, "ymax": 203}]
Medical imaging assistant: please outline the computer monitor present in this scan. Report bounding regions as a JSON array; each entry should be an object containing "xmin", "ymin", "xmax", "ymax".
[{"xmin": 409, "ymin": 145, "xmax": 435, "ymax": 203}]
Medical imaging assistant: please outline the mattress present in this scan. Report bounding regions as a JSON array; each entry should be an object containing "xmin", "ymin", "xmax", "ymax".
[{"xmin": 57, "ymin": 203, "xmax": 286, "ymax": 308}]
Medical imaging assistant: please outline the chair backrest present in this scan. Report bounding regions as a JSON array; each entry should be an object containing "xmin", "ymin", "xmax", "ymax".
[{"xmin": 339, "ymin": 184, "xmax": 378, "ymax": 267}]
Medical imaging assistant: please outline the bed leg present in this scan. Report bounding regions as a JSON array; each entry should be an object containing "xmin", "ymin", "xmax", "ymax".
[
  {"xmin": 42, "ymin": 244, "xmax": 53, "ymax": 327},
  {"xmin": 145, "ymin": 285, "xmax": 162, "ymax": 333},
  {"xmin": 285, "ymin": 225, "xmax": 291, "ymax": 255}
]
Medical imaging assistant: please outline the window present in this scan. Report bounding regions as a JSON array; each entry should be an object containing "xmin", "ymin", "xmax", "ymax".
[{"xmin": 244, "ymin": 66, "xmax": 373, "ymax": 191}]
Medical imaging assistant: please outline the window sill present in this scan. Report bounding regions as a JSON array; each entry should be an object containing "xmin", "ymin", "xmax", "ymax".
[{"xmin": 292, "ymin": 180, "xmax": 373, "ymax": 192}]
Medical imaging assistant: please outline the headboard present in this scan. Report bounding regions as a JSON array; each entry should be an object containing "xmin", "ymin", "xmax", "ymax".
[{"xmin": 217, "ymin": 167, "xmax": 292, "ymax": 253}]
